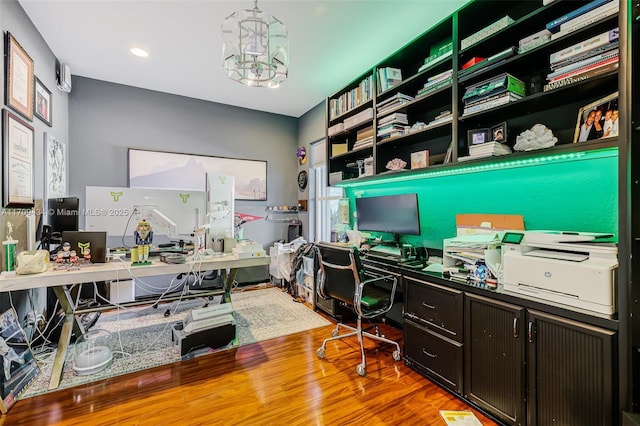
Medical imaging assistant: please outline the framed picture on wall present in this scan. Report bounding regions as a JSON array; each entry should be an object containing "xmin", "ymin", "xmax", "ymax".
[
  {"xmin": 128, "ymin": 148, "xmax": 268, "ymax": 200},
  {"xmin": 44, "ymin": 132, "xmax": 67, "ymax": 200},
  {"xmin": 2, "ymin": 109, "xmax": 35, "ymax": 208},
  {"xmin": 4, "ymin": 32, "xmax": 34, "ymax": 121},
  {"xmin": 33, "ymin": 77, "xmax": 52, "ymax": 127}
]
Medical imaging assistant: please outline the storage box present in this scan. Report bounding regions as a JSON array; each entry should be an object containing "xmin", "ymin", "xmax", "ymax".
[
  {"xmin": 328, "ymin": 122, "xmax": 344, "ymax": 137},
  {"xmin": 332, "ymin": 143, "xmax": 348, "ymax": 156},
  {"xmin": 344, "ymin": 108, "xmax": 374, "ymax": 130}
]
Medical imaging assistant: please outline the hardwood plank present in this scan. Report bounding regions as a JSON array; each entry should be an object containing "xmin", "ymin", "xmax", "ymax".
[{"xmin": 2, "ymin": 317, "xmax": 499, "ymax": 426}]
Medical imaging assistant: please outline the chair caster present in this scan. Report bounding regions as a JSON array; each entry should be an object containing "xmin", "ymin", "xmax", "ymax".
[
  {"xmin": 356, "ymin": 364, "xmax": 366, "ymax": 376},
  {"xmin": 331, "ymin": 329, "xmax": 339, "ymax": 337},
  {"xmin": 316, "ymin": 348, "xmax": 325, "ymax": 359},
  {"xmin": 164, "ymin": 309, "xmax": 171, "ymax": 317},
  {"xmin": 392, "ymin": 350, "xmax": 401, "ymax": 361}
]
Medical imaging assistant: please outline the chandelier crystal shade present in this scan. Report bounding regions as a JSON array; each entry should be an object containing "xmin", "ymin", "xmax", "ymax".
[{"xmin": 222, "ymin": 0, "xmax": 289, "ymax": 88}]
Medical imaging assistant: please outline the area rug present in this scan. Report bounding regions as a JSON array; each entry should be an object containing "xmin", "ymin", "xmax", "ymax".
[{"xmin": 22, "ymin": 287, "xmax": 330, "ymax": 398}]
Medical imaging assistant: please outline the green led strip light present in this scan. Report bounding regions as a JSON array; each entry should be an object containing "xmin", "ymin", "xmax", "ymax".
[{"xmin": 335, "ymin": 147, "xmax": 617, "ymax": 188}]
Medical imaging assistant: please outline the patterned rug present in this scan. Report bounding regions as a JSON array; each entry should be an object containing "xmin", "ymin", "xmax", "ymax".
[{"xmin": 22, "ymin": 287, "xmax": 330, "ymax": 398}]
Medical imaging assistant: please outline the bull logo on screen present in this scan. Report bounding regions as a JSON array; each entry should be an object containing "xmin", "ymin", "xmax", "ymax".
[
  {"xmin": 78, "ymin": 242, "xmax": 91, "ymax": 262},
  {"xmin": 110, "ymin": 191, "xmax": 123, "ymax": 202},
  {"xmin": 179, "ymin": 193, "xmax": 190, "ymax": 203}
]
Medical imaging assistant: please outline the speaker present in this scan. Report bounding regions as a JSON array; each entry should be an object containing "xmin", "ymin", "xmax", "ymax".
[{"xmin": 55, "ymin": 59, "xmax": 72, "ymax": 93}]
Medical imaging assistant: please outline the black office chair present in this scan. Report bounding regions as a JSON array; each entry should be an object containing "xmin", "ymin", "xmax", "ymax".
[{"xmin": 315, "ymin": 242, "xmax": 401, "ymax": 376}]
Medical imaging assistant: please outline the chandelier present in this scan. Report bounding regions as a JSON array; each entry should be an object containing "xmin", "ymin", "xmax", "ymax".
[{"xmin": 222, "ymin": 0, "xmax": 289, "ymax": 88}]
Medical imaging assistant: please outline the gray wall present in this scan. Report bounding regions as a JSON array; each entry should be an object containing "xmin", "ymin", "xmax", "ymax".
[
  {"xmin": 0, "ymin": 0, "xmax": 70, "ymax": 319},
  {"xmin": 69, "ymin": 77, "xmax": 299, "ymax": 247},
  {"xmin": 296, "ymin": 101, "xmax": 326, "ymax": 241}
]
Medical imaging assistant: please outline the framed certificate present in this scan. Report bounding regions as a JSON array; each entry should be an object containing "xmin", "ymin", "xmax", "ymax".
[
  {"xmin": 2, "ymin": 109, "xmax": 34, "ymax": 207},
  {"xmin": 4, "ymin": 33, "xmax": 34, "ymax": 121}
]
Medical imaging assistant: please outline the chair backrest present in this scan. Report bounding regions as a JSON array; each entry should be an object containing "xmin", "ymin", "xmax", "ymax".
[{"xmin": 316, "ymin": 242, "xmax": 363, "ymax": 306}]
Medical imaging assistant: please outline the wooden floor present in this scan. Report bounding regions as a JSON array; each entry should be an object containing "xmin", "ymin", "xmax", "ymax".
[{"xmin": 2, "ymin": 308, "xmax": 498, "ymax": 426}]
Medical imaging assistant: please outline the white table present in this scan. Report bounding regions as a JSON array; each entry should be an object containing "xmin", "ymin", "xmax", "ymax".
[{"xmin": 0, "ymin": 253, "xmax": 270, "ymax": 389}]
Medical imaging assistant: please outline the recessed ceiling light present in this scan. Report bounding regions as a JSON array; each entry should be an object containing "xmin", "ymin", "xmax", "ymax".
[{"xmin": 130, "ymin": 47, "xmax": 149, "ymax": 58}]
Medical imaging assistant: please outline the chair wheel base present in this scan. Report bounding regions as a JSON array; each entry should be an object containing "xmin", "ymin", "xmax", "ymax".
[
  {"xmin": 331, "ymin": 329, "xmax": 339, "ymax": 337},
  {"xmin": 356, "ymin": 364, "xmax": 366, "ymax": 376},
  {"xmin": 392, "ymin": 350, "xmax": 401, "ymax": 361},
  {"xmin": 317, "ymin": 348, "xmax": 325, "ymax": 359}
]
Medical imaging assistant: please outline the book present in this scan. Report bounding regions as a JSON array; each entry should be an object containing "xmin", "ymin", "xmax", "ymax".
[
  {"xmin": 419, "ymin": 50, "xmax": 453, "ymax": 71},
  {"xmin": 460, "ymin": 46, "xmax": 517, "ymax": 75},
  {"xmin": 411, "ymin": 150, "xmax": 429, "ymax": 169},
  {"xmin": 548, "ymin": 48, "xmax": 618, "ymax": 78},
  {"xmin": 543, "ymin": 60, "xmax": 619, "ymax": 91},
  {"xmin": 548, "ymin": 55, "xmax": 618, "ymax": 82},
  {"xmin": 463, "ymin": 92, "xmax": 523, "ymax": 115},
  {"xmin": 546, "ymin": 0, "xmax": 613, "ymax": 32},
  {"xmin": 356, "ymin": 125, "xmax": 374, "ymax": 141},
  {"xmin": 462, "ymin": 73, "xmax": 526, "ymax": 104},
  {"xmin": 550, "ymin": 28, "xmax": 619, "ymax": 65},
  {"xmin": 550, "ymin": 41, "xmax": 619, "ymax": 70},
  {"xmin": 550, "ymin": 2, "xmax": 619, "ymax": 40},
  {"xmin": 378, "ymin": 67, "xmax": 403, "ymax": 92},
  {"xmin": 558, "ymin": 0, "xmax": 618, "ymax": 32}
]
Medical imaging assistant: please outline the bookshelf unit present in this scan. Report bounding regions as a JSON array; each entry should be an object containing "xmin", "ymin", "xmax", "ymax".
[
  {"xmin": 325, "ymin": 0, "xmax": 636, "ymax": 424},
  {"xmin": 326, "ymin": 0, "xmax": 622, "ymax": 178}
]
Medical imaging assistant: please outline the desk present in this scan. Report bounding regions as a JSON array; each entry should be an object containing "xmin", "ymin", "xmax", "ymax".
[{"xmin": 0, "ymin": 253, "xmax": 270, "ymax": 390}]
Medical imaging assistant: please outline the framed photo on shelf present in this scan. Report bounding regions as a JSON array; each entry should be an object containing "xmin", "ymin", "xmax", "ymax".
[
  {"xmin": 2, "ymin": 109, "xmax": 35, "ymax": 208},
  {"xmin": 4, "ymin": 33, "xmax": 34, "ymax": 121},
  {"xmin": 33, "ymin": 77, "xmax": 52, "ymax": 126},
  {"xmin": 0, "ymin": 308, "xmax": 40, "ymax": 413},
  {"xmin": 491, "ymin": 122, "xmax": 507, "ymax": 143},
  {"xmin": 573, "ymin": 92, "xmax": 619, "ymax": 143},
  {"xmin": 467, "ymin": 128, "xmax": 490, "ymax": 145}
]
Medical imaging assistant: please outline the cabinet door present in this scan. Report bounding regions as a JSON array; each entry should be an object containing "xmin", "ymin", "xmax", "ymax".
[
  {"xmin": 527, "ymin": 310, "xmax": 616, "ymax": 426},
  {"xmin": 465, "ymin": 294, "xmax": 526, "ymax": 426}
]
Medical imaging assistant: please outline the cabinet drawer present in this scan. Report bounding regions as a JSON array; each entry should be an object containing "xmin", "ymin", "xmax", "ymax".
[
  {"xmin": 404, "ymin": 276, "xmax": 463, "ymax": 341},
  {"xmin": 405, "ymin": 321, "xmax": 463, "ymax": 394}
]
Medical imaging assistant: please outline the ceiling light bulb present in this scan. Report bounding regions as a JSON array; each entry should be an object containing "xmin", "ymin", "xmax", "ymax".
[{"xmin": 130, "ymin": 47, "xmax": 149, "ymax": 58}]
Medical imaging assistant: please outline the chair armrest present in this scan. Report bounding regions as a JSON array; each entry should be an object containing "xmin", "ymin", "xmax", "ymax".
[{"xmin": 355, "ymin": 274, "xmax": 398, "ymax": 319}]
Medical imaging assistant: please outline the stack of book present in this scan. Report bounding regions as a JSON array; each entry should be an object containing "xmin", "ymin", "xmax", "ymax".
[
  {"xmin": 376, "ymin": 93, "xmax": 414, "ymax": 116},
  {"xmin": 544, "ymin": 27, "xmax": 619, "ymax": 91},
  {"xmin": 354, "ymin": 125, "xmax": 374, "ymax": 150},
  {"xmin": 546, "ymin": 0, "xmax": 619, "ymax": 41},
  {"xmin": 418, "ymin": 38, "xmax": 453, "ymax": 72},
  {"xmin": 461, "ymin": 73, "xmax": 525, "ymax": 116},
  {"xmin": 518, "ymin": 29, "xmax": 551, "ymax": 54},
  {"xmin": 459, "ymin": 141, "xmax": 512, "ymax": 161},
  {"xmin": 428, "ymin": 110, "xmax": 453, "ymax": 127},
  {"xmin": 377, "ymin": 112, "xmax": 408, "ymax": 140},
  {"xmin": 417, "ymin": 69, "xmax": 452, "ymax": 98},
  {"xmin": 377, "ymin": 67, "xmax": 402, "ymax": 93},
  {"xmin": 329, "ymin": 75, "xmax": 373, "ymax": 120}
]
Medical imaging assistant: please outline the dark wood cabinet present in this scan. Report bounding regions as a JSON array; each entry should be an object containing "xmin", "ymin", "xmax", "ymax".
[
  {"xmin": 527, "ymin": 309, "xmax": 616, "ymax": 426},
  {"xmin": 404, "ymin": 276, "xmax": 464, "ymax": 394},
  {"xmin": 465, "ymin": 294, "xmax": 526, "ymax": 426}
]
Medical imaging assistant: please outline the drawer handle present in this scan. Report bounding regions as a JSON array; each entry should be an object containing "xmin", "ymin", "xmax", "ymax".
[
  {"xmin": 422, "ymin": 348, "xmax": 437, "ymax": 358},
  {"xmin": 421, "ymin": 302, "xmax": 436, "ymax": 310},
  {"xmin": 528, "ymin": 321, "xmax": 534, "ymax": 343},
  {"xmin": 513, "ymin": 318, "xmax": 519, "ymax": 338}
]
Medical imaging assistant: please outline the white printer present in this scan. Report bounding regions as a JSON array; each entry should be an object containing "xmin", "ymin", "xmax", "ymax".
[{"xmin": 501, "ymin": 231, "xmax": 617, "ymax": 316}]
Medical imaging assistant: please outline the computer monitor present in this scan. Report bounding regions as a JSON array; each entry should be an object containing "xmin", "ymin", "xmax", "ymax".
[
  {"xmin": 85, "ymin": 187, "xmax": 206, "ymax": 247},
  {"xmin": 355, "ymin": 193, "xmax": 420, "ymax": 244},
  {"xmin": 48, "ymin": 197, "xmax": 80, "ymax": 235}
]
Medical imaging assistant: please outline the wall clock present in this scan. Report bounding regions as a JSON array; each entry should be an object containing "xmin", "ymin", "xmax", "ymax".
[{"xmin": 297, "ymin": 170, "xmax": 308, "ymax": 190}]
